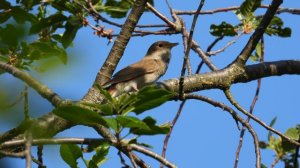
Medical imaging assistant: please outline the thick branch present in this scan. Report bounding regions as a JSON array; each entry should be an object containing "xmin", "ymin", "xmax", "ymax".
[
  {"xmin": 162, "ymin": 60, "xmax": 300, "ymax": 93},
  {"xmin": 174, "ymin": 4, "xmax": 300, "ymax": 15}
]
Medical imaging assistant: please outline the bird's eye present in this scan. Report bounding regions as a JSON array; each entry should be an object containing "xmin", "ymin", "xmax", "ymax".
[{"xmin": 158, "ymin": 43, "xmax": 163, "ymax": 47}]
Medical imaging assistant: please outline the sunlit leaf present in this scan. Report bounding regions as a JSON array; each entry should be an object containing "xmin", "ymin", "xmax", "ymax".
[
  {"xmin": 30, "ymin": 12, "xmax": 67, "ymax": 34},
  {"xmin": 60, "ymin": 144, "xmax": 82, "ymax": 168},
  {"xmin": 132, "ymin": 86, "xmax": 174, "ymax": 114},
  {"xmin": 89, "ymin": 143, "xmax": 110, "ymax": 167},
  {"xmin": 240, "ymin": 0, "xmax": 261, "ymax": 19},
  {"xmin": 103, "ymin": 0, "xmax": 133, "ymax": 18},
  {"xmin": 61, "ymin": 16, "xmax": 82, "ymax": 48},
  {"xmin": 103, "ymin": 117, "xmax": 118, "ymax": 131},
  {"xmin": 265, "ymin": 16, "xmax": 292, "ymax": 37},
  {"xmin": 282, "ymin": 127, "xmax": 299, "ymax": 152},
  {"xmin": 268, "ymin": 117, "xmax": 277, "ymax": 140},
  {"xmin": 116, "ymin": 116, "xmax": 149, "ymax": 130},
  {"xmin": 21, "ymin": 41, "xmax": 67, "ymax": 64},
  {"xmin": 53, "ymin": 105, "xmax": 108, "ymax": 127},
  {"xmin": 130, "ymin": 116, "xmax": 170, "ymax": 135},
  {"xmin": 210, "ymin": 21, "xmax": 237, "ymax": 37}
]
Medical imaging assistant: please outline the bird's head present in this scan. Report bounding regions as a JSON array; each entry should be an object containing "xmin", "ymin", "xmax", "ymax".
[{"xmin": 146, "ymin": 41, "xmax": 178, "ymax": 59}]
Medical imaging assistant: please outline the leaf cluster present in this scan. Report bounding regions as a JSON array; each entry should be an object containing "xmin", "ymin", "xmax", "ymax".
[
  {"xmin": 259, "ymin": 118, "xmax": 300, "ymax": 168},
  {"xmin": 53, "ymin": 86, "xmax": 174, "ymax": 167}
]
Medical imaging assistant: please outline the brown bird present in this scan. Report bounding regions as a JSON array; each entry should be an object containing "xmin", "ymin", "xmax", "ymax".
[{"xmin": 103, "ymin": 41, "xmax": 178, "ymax": 97}]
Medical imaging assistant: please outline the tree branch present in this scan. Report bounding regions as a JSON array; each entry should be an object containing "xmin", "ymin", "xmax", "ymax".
[
  {"xmin": 161, "ymin": 60, "xmax": 300, "ymax": 93},
  {"xmin": 174, "ymin": 4, "xmax": 300, "ymax": 15},
  {"xmin": 223, "ymin": 89, "xmax": 300, "ymax": 146},
  {"xmin": 129, "ymin": 144, "xmax": 176, "ymax": 168},
  {"xmin": 184, "ymin": 94, "xmax": 261, "ymax": 168}
]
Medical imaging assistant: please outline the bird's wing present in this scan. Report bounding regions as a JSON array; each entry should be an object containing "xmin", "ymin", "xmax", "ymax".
[{"xmin": 107, "ymin": 58, "xmax": 159, "ymax": 85}]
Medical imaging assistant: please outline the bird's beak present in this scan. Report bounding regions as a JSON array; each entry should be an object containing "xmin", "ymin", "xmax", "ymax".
[{"xmin": 168, "ymin": 42, "xmax": 179, "ymax": 48}]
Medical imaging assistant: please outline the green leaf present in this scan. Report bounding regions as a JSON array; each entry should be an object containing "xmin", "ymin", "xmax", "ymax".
[
  {"xmin": 259, "ymin": 141, "xmax": 268, "ymax": 149},
  {"xmin": 0, "ymin": 24, "xmax": 26, "ymax": 48},
  {"xmin": 21, "ymin": 41, "xmax": 67, "ymax": 64},
  {"xmin": 82, "ymin": 102, "xmax": 115, "ymax": 115},
  {"xmin": 116, "ymin": 116, "xmax": 149, "ymax": 130},
  {"xmin": 0, "ymin": 11, "xmax": 11, "ymax": 23},
  {"xmin": 53, "ymin": 105, "xmax": 108, "ymax": 127},
  {"xmin": 282, "ymin": 127, "xmax": 299, "ymax": 152},
  {"xmin": 268, "ymin": 117, "xmax": 277, "ymax": 140},
  {"xmin": 61, "ymin": 16, "xmax": 82, "ymax": 48},
  {"xmin": 261, "ymin": 163, "xmax": 268, "ymax": 168},
  {"xmin": 103, "ymin": 0, "xmax": 133, "ymax": 18},
  {"xmin": 11, "ymin": 7, "xmax": 37, "ymax": 24},
  {"xmin": 30, "ymin": 12, "xmax": 67, "ymax": 34},
  {"xmin": 250, "ymin": 42, "xmax": 262, "ymax": 62},
  {"xmin": 60, "ymin": 144, "xmax": 82, "ymax": 168},
  {"xmin": 89, "ymin": 143, "xmax": 110, "ymax": 167},
  {"xmin": 240, "ymin": 0, "xmax": 261, "ymax": 19},
  {"xmin": 265, "ymin": 16, "xmax": 292, "ymax": 37},
  {"xmin": 130, "ymin": 116, "xmax": 170, "ymax": 135},
  {"xmin": 103, "ymin": 117, "xmax": 118, "ymax": 131},
  {"xmin": 132, "ymin": 86, "xmax": 174, "ymax": 114},
  {"xmin": 0, "ymin": 0, "xmax": 11, "ymax": 10},
  {"xmin": 210, "ymin": 21, "xmax": 237, "ymax": 37}
]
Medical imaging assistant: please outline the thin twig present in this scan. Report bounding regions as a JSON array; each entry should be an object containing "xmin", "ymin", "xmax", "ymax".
[
  {"xmin": 0, "ymin": 61, "xmax": 63, "ymax": 107},
  {"xmin": 23, "ymin": 86, "xmax": 29, "ymax": 119},
  {"xmin": 188, "ymin": 33, "xmax": 218, "ymax": 71},
  {"xmin": 161, "ymin": 100, "xmax": 186, "ymax": 168},
  {"xmin": 180, "ymin": 21, "xmax": 192, "ymax": 76},
  {"xmin": 130, "ymin": 144, "xmax": 176, "ymax": 168},
  {"xmin": 118, "ymin": 150, "xmax": 131, "ymax": 168},
  {"xmin": 179, "ymin": 0, "xmax": 206, "ymax": 98},
  {"xmin": 184, "ymin": 94, "xmax": 261, "ymax": 168},
  {"xmin": 195, "ymin": 35, "xmax": 224, "ymax": 73},
  {"xmin": 32, "ymin": 155, "xmax": 45, "ymax": 168},
  {"xmin": 0, "ymin": 89, "xmax": 23, "ymax": 109},
  {"xmin": 0, "ymin": 150, "xmax": 25, "ymax": 157},
  {"xmin": 270, "ymin": 156, "xmax": 281, "ymax": 168},
  {"xmin": 234, "ymin": 36, "xmax": 264, "ymax": 168},
  {"xmin": 25, "ymin": 132, "xmax": 32, "ymax": 168},
  {"xmin": 146, "ymin": 2, "xmax": 177, "ymax": 28},
  {"xmin": 0, "ymin": 138, "xmax": 107, "ymax": 149},
  {"xmin": 123, "ymin": 151, "xmax": 150, "ymax": 168},
  {"xmin": 121, "ymin": 29, "xmax": 179, "ymax": 37},
  {"xmin": 206, "ymin": 36, "xmax": 224, "ymax": 53},
  {"xmin": 127, "ymin": 150, "xmax": 138, "ymax": 168},
  {"xmin": 207, "ymin": 33, "xmax": 243, "ymax": 56},
  {"xmin": 224, "ymin": 89, "xmax": 300, "ymax": 146},
  {"xmin": 37, "ymin": 145, "xmax": 45, "ymax": 168},
  {"xmin": 294, "ymin": 136, "xmax": 300, "ymax": 168},
  {"xmin": 82, "ymin": 0, "xmax": 168, "ymax": 28}
]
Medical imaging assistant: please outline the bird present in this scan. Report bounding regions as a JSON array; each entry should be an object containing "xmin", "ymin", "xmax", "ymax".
[{"xmin": 103, "ymin": 41, "xmax": 178, "ymax": 97}]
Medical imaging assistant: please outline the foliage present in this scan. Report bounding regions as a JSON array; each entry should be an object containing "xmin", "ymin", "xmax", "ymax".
[
  {"xmin": 54, "ymin": 86, "xmax": 173, "ymax": 166},
  {"xmin": 259, "ymin": 118, "xmax": 300, "ymax": 167},
  {"xmin": 0, "ymin": 0, "xmax": 151, "ymax": 72}
]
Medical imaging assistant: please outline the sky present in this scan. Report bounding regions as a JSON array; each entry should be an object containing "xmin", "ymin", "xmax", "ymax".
[{"xmin": 0, "ymin": 0, "xmax": 300, "ymax": 168}]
